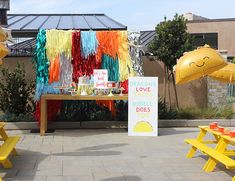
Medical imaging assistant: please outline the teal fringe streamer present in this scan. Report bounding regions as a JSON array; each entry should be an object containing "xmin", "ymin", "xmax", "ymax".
[
  {"xmin": 33, "ymin": 29, "xmax": 50, "ymax": 101},
  {"xmin": 35, "ymin": 82, "xmax": 61, "ymax": 101},
  {"xmin": 35, "ymin": 83, "xmax": 44, "ymax": 101},
  {"xmin": 101, "ymin": 54, "xmax": 119, "ymax": 82},
  {"xmin": 81, "ymin": 31, "xmax": 98, "ymax": 58},
  {"xmin": 43, "ymin": 82, "xmax": 61, "ymax": 95}
]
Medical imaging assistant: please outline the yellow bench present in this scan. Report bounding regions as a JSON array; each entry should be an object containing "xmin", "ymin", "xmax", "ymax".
[
  {"xmin": 0, "ymin": 136, "xmax": 20, "ymax": 168},
  {"xmin": 0, "ymin": 122, "xmax": 20, "ymax": 168},
  {"xmin": 185, "ymin": 139, "xmax": 235, "ymax": 169}
]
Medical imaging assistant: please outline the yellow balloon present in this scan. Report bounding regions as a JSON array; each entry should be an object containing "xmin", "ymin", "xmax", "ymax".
[
  {"xmin": 175, "ymin": 46, "xmax": 227, "ymax": 84},
  {"xmin": 0, "ymin": 43, "xmax": 9, "ymax": 59},
  {"xmin": 0, "ymin": 27, "xmax": 7, "ymax": 42},
  {"xmin": 209, "ymin": 63, "xmax": 235, "ymax": 84},
  {"xmin": 133, "ymin": 121, "xmax": 153, "ymax": 133}
]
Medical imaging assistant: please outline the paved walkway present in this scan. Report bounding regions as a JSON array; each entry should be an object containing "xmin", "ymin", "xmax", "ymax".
[{"xmin": 0, "ymin": 128, "xmax": 234, "ymax": 181}]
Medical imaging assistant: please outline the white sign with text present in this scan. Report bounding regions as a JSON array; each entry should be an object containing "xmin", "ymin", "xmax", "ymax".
[
  {"xmin": 94, "ymin": 69, "xmax": 108, "ymax": 89},
  {"xmin": 128, "ymin": 77, "xmax": 158, "ymax": 136}
]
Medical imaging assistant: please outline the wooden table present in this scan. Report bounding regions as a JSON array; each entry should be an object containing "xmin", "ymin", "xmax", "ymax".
[{"xmin": 40, "ymin": 94, "xmax": 128, "ymax": 136}]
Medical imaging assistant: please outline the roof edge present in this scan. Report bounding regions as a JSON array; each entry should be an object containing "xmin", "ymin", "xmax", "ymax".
[
  {"xmin": 8, "ymin": 13, "xmax": 106, "ymax": 16},
  {"xmin": 188, "ymin": 18, "xmax": 235, "ymax": 23}
]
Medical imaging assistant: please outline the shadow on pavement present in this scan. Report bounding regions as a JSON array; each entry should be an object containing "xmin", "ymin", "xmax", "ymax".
[
  {"xmin": 53, "ymin": 150, "xmax": 121, "ymax": 157},
  {"xmin": 100, "ymin": 176, "xmax": 142, "ymax": 181},
  {"xmin": 2, "ymin": 149, "xmax": 48, "ymax": 181},
  {"xmin": 78, "ymin": 143, "xmax": 128, "ymax": 151},
  {"xmin": 159, "ymin": 128, "xmax": 198, "ymax": 136}
]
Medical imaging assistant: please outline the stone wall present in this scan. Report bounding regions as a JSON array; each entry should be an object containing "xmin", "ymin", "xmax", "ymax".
[
  {"xmin": 207, "ymin": 77, "xmax": 227, "ymax": 107},
  {"xmin": 207, "ymin": 50, "xmax": 228, "ymax": 107}
]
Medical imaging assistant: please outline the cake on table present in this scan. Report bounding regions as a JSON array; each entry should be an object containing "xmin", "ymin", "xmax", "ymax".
[{"xmin": 78, "ymin": 76, "xmax": 90, "ymax": 85}]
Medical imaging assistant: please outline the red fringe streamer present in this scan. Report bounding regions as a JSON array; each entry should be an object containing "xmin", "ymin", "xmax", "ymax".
[
  {"xmin": 120, "ymin": 79, "xmax": 128, "ymax": 94},
  {"xmin": 34, "ymin": 100, "xmax": 62, "ymax": 124},
  {"xmin": 72, "ymin": 31, "xmax": 100, "ymax": 82}
]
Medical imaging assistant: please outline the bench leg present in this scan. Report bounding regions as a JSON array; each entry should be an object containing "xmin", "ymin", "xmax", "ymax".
[
  {"xmin": 12, "ymin": 148, "xmax": 17, "ymax": 156},
  {"xmin": 203, "ymin": 138, "xmax": 228, "ymax": 172},
  {"xmin": 186, "ymin": 128, "xmax": 207, "ymax": 158},
  {"xmin": 2, "ymin": 159, "xmax": 13, "ymax": 168}
]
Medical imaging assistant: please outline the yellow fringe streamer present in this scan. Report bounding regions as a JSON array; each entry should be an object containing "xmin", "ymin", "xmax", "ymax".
[
  {"xmin": 118, "ymin": 31, "xmax": 136, "ymax": 82},
  {"xmin": 46, "ymin": 30, "xmax": 72, "ymax": 61}
]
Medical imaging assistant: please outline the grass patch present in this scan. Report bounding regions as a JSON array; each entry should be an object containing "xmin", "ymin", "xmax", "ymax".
[{"xmin": 177, "ymin": 106, "xmax": 234, "ymax": 119}]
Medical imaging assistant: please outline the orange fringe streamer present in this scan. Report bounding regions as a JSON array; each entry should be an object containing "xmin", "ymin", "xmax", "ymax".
[
  {"xmin": 96, "ymin": 31, "xmax": 119, "ymax": 64},
  {"xmin": 49, "ymin": 54, "xmax": 60, "ymax": 83}
]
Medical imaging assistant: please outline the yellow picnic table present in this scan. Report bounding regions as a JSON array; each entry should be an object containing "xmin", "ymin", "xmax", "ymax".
[
  {"xmin": 185, "ymin": 126, "xmax": 235, "ymax": 181},
  {"xmin": 0, "ymin": 122, "xmax": 20, "ymax": 181}
]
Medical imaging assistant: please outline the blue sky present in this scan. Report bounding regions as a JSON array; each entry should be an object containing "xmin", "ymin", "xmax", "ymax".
[{"xmin": 9, "ymin": 0, "xmax": 235, "ymax": 31}]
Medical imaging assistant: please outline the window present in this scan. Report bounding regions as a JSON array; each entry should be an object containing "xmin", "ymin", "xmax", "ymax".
[
  {"xmin": 191, "ymin": 33, "xmax": 218, "ymax": 49},
  {"xmin": 7, "ymin": 37, "xmax": 35, "ymax": 57}
]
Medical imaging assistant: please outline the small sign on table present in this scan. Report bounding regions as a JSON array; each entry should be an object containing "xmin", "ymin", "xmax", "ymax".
[{"xmin": 94, "ymin": 69, "xmax": 108, "ymax": 89}]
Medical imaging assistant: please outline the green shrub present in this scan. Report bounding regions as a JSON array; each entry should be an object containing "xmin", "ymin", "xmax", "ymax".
[
  {"xmin": 0, "ymin": 112, "xmax": 34, "ymax": 122},
  {"xmin": 0, "ymin": 63, "xmax": 35, "ymax": 116},
  {"xmin": 158, "ymin": 97, "xmax": 178, "ymax": 119},
  {"xmin": 58, "ymin": 101, "xmax": 113, "ymax": 122},
  {"xmin": 178, "ymin": 106, "xmax": 233, "ymax": 119},
  {"xmin": 115, "ymin": 100, "xmax": 128, "ymax": 121}
]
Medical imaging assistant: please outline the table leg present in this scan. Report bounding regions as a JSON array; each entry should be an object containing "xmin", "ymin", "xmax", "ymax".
[
  {"xmin": 203, "ymin": 138, "xmax": 228, "ymax": 172},
  {"xmin": 40, "ymin": 98, "xmax": 47, "ymax": 136},
  {"xmin": 186, "ymin": 128, "xmax": 207, "ymax": 158}
]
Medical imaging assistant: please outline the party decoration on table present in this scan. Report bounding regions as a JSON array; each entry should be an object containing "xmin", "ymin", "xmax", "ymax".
[
  {"xmin": 119, "ymin": 87, "xmax": 125, "ymax": 96},
  {"xmin": 120, "ymin": 80, "xmax": 128, "ymax": 94},
  {"xmin": 229, "ymin": 131, "xmax": 235, "ymax": 138},
  {"xmin": 107, "ymin": 81, "xmax": 117, "ymax": 97},
  {"xmin": 218, "ymin": 126, "xmax": 224, "ymax": 133},
  {"xmin": 78, "ymin": 75, "xmax": 91, "ymax": 96},
  {"xmin": 175, "ymin": 45, "xmax": 227, "ymax": 84},
  {"xmin": 209, "ymin": 122, "xmax": 218, "ymax": 129}
]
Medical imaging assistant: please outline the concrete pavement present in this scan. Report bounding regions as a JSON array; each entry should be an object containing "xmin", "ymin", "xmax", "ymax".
[{"xmin": 0, "ymin": 128, "xmax": 234, "ymax": 181}]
